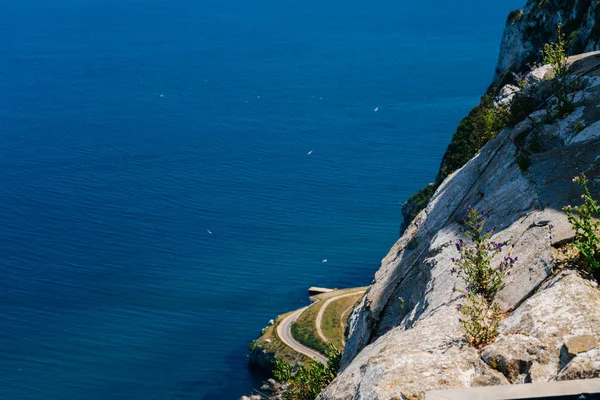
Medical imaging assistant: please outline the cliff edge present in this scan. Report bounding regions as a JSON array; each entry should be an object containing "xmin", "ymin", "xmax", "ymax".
[
  {"xmin": 494, "ymin": 0, "xmax": 600, "ymax": 83},
  {"xmin": 402, "ymin": 0, "xmax": 600, "ymax": 234},
  {"xmin": 320, "ymin": 51, "xmax": 600, "ymax": 398}
]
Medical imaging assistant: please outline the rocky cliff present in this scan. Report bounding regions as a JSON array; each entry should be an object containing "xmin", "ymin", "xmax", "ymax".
[
  {"xmin": 401, "ymin": 0, "xmax": 600, "ymax": 234},
  {"xmin": 494, "ymin": 0, "xmax": 600, "ymax": 83},
  {"xmin": 320, "ymin": 51, "xmax": 600, "ymax": 399}
]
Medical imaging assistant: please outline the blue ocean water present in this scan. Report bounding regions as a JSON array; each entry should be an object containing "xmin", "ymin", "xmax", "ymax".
[{"xmin": 0, "ymin": 0, "xmax": 523, "ymax": 398}]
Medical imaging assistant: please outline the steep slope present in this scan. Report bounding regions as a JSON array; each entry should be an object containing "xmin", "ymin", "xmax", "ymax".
[
  {"xmin": 495, "ymin": 0, "xmax": 600, "ymax": 83},
  {"xmin": 320, "ymin": 54, "xmax": 600, "ymax": 398},
  {"xmin": 402, "ymin": 0, "xmax": 600, "ymax": 233}
]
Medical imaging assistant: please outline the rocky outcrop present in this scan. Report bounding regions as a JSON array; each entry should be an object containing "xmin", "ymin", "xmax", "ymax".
[
  {"xmin": 400, "ymin": 183, "xmax": 436, "ymax": 235},
  {"xmin": 320, "ymin": 55, "xmax": 600, "ymax": 399},
  {"xmin": 249, "ymin": 342, "xmax": 276, "ymax": 373},
  {"xmin": 494, "ymin": 0, "xmax": 600, "ymax": 83},
  {"xmin": 400, "ymin": 0, "xmax": 600, "ymax": 235}
]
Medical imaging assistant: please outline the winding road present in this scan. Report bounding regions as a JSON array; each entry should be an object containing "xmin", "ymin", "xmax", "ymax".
[
  {"xmin": 276, "ymin": 290, "xmax": 366, "ymax": 365},
  {"xmin": 277, "ymin": 307, "xmax": 328, "ymax": 364},
  {"xmin": 315, "ymin": 291, "xmax": 364, "ymax": 344}
]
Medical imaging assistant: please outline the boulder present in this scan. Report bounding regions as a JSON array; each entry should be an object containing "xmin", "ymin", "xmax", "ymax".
[
  {"xmin": 562, "ymin": 335, "xmax": 599, "ymax": 363},
  {"xmin": 557, "ymin": 349, "xmax": 600, "ymax": 380},
  {"xmin": 481, "ymin": 335, "xmax": 552, "ymax": 383},
  {"xmin": 320, "ymin": 311, "xmax": 508, "ymax": 399},
  {"xmin": 494, "ymin": 271, "xmax": 600, "ymax": 383}
]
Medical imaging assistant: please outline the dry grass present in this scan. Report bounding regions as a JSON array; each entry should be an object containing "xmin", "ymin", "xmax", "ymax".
[
  {"xmin": 320, "ymin": 292, "xmax": 364, "ymax": 350},
  {"xmin": 291, "ymin": 287, "xmax": 367, "ymax": 354}
]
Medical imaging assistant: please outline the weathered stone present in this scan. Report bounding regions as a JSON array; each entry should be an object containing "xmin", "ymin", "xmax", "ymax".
[
  {"xmin": 481, "ymin": 335, "xmax": 552, "ymax": 383},
  {"xmin": 494, "ymin": 0, "xmax": 600, "ymax": 83},
  {"xmin": 527, "ymin": 65, "xmax": 552, "ymax": 84},
  {"xmin": 320, "ymin": 311, "xmax": 509, "ymax": 400},
  {"xmin": 248, "ymin": 343, "xmax": 275, "ymax": 372},
  {"xmin": 571, "ymin": 120, "xmax": 600, "ymax": 145},
  {"xmin": 565, "ymin": 335, "xmax": 599, "ymax": 356},
  {"xmin": 527, "ymin": 362, "xmax": 552, "ymax": 383},
  {"xmin": 497, "ymin": 84, "xmax": 520, "ymax": 107},
  {"xmin": 557, "ymin": 349, "xmax": 600, "ymax": 381}
]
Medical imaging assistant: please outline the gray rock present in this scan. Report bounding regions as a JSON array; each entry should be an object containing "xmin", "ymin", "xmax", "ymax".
[
  {"xmin": 557, "ymin": 348, "xmax": 600, "ymax": 380},
  {"xmin": 497, "ymin": 84, "xmax": 521, "ymax": 107},
  {"xmin": 248, "ymin": 343, "xmax": 275, "ymax": 372},
  {"xmin": 564, "ymin": 335, "xmax": 599, "ymax": 358},
  {"xmin": 494, "ymin": 0, "xmax": 600, "ymax": 83},
  {"xmin": 481, "ymin": 335, "xmax": 552, "ymax": 383},
  {"xmin": 322, "ymin": 57, "xmax": 600, "ymax": 398},
  {"xmin": 260, "ymin": 378, "xmax": 280, "ymax": 392},
  {"xmin": 499, "ymin": 271, "xmax": 600, "ymax": 374},
  {"xmin": 320, "ymin": 311, "xmax": 508, "ymax": 400}
]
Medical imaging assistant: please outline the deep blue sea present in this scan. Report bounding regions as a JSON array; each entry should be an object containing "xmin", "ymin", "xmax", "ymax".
[{"xmin": 0, "ymin": 1, "xmax": 523, "ymax": 398}]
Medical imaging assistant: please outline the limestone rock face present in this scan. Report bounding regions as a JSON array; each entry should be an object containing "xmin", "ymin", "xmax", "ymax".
[
  {"xmin": 320, "ymin": 56, "xmax": 600, "ymax": 399},
  {"xmin": 320, "ymin": 311, "xmax": 508, "ymax": 400},
  {"xmin": 494, "ymin": 0, "xmax": 600, "ymax": 83}
]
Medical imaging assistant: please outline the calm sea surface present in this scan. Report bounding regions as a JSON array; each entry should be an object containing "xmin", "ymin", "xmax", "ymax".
[{"xmin": 0, "ymin": 0, "xmax": 522, "ymax": 398}]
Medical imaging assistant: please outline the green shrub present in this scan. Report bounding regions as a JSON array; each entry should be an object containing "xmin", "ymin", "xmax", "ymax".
[
  {"xmin": 574, "ymin": 120, "xmax": 586, "ymax": 133},
  {"xmin": 402, "ymin": 183, "xmax": 438, "ymax": 228},
  {"xmin": 438, "ymin": 99, "xmax": 511, "ymax": 180},
  {"xmin": 456, "ymin": 291, "xmax": 502, "ymax": 348},
  {"xmin": 451, "ymin": 205, "xmax": 516, "ymax": 301},
  {"xmin": 511, "ymin": 71, "xmax": 529, "ymax": 90},
  {"xmin": 476, "ymin": 105, "xmax": 511, "ymax": 147},
  {"xmin": 542, "ymin": 24, "xmax": 575, "ymax": 120},
  {"xmin": 437, "ymin": 106, "xmax": 485, "ymax": 181},
  {"xmin": 563, "ymin": 174, "xmax": 600, "ymax": 270},
  {"xmin": 507, "ymin": 9, "xmax": 524, "ymax": 24},
  {"xmin": 451, "ymin": 205, "xmax": 516, "ymax": 347},
  {"xmin": 273, "ymin": 344, "xmax": 342, "ymax": 400}
]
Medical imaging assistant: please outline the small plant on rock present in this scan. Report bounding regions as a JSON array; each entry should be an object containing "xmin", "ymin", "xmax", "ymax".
[
  {"xmin": 456, "ymin": 290, "xmax": 502, "ymax": 348},
  {"xmin": 451, "ymin": 205, "xmax": 517, "ymax": 347},
  {"xmin": 563, "ymin": 174, "xmax": 600, "ymax": 270},
  {"xmin": 511, "ymin": 71, "xmax": 529, "ymax": 89},
  {"xmin": 574, "ymin": 120, "xmax": 586, "ymax": 133},
  {"xmin": 542, "ymin": 24, "xmax": 575, "ymax": 120},
  {"xmin": 273, "ymin": 344, "xmax": 341, "ymax": 400},
  {"xmin": 476, "ymin": 105, "xmax": 511, "ymax": 148},
  {"xmin": 451, "ymin": 205, "xmax": 516, "ymax": 300}
]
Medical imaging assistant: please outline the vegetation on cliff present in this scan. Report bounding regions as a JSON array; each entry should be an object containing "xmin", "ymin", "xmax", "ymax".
[
  {"xmin": 402, "ymin": 16, "xmax": 584, "ymax": 233},
  {"xmin": 273, "ymin": 345, "xmax": 341, "ymax": 400},
  {"xmin": 249, "ymin": 311, "xmax": 309, "ymax": 372},
  {"xmin": 564, "ymin": 174, "xmax": 600, "ymax": 272},
  {"xmin": 498, "ymin": 0, "xmax": 600, "ymax": 80},
  {"xmin": 452, "ymin": 205, "xmax": 516, "ymax": 347}
]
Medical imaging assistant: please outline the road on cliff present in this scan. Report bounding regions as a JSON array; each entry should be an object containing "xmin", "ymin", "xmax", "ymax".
[
  {"xmin": 276, "ymin": 307, "xmax": 328, "ymax": 364},
  {"xmin": 315, "ymin": 291, "xmax": 364, "ymax": 344}
]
